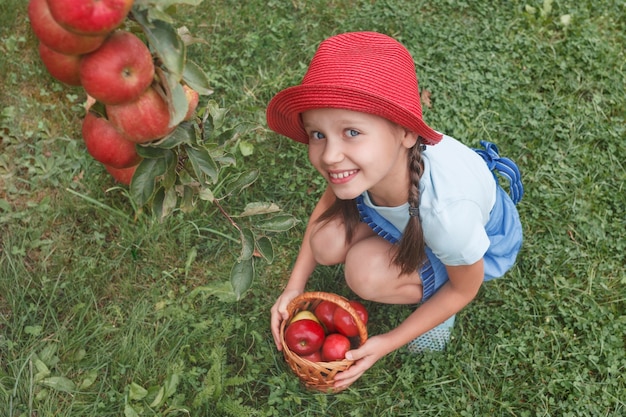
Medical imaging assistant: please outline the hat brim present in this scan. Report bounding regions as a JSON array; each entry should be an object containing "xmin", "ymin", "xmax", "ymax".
[{"xmin": 266, "ymin": 84, "xmax": 442, "ymax": 145}]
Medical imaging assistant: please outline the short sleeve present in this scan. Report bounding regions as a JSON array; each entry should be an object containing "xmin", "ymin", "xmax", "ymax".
[{"xmin": 422, "ymin": 199, "xmax": 490, "ymax": 266}]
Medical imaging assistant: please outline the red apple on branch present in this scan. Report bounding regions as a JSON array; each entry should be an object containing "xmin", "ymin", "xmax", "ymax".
[
  {"xmin": 28, "ymin": 0, "xmax": 106, "ymax": 55},
  {"xmin": 80, "ymin": 30, "xmax": 155, "ymax": 105},
  {"xmin": 105, "ymin": 163, "xmax": 138, "ymax": 185},
  {"xmin": 183, "ymin": 84, "xmax": 200, "ymax": 121},
  {"xmin": 82, "ymin": 111, "xmax": 141, "ymax": 168},
  {"xmin": 106, "ymin": 86, "xmax": 175, "ymax": 143},
  {"xmin": 37, "ymin": 42, "xmax": 82, "ymax": 86},
  {"xmin": 47, "ymin": 0, "xmax": 134, "ymax": 36}
]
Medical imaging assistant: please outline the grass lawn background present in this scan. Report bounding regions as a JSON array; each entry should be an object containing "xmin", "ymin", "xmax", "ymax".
[{"xmin": 1, "ymin": 0, "xmax": 624, "ymax": 415}]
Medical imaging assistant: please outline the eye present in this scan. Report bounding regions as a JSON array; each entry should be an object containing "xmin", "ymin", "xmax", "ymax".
[
  {"xmin": 346, "ymin": 129, "xmax": 360, "ymax": 137},
  {"xmin": 310, "ymin": 131, "xmax": 325, "ymax": 140}
]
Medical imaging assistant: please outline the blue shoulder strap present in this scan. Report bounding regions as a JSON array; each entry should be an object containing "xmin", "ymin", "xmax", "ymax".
[
  {"xmin": 355, "ymin": 195, "xmax": 401, "ymax": 244},
  {"xmin": 473, "ymin": 140, "xmax": 524, "ymax": 205}
]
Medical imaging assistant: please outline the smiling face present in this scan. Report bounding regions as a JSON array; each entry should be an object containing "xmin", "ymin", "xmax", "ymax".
[{"xmin": 303, "ymin": 108, "xmax": 418, "ymax": 206}]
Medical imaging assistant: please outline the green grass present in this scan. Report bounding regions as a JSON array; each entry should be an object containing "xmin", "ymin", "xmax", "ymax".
[{"xmin": 1, "ymin": 0, "xmax": 625, "ymax": 416}]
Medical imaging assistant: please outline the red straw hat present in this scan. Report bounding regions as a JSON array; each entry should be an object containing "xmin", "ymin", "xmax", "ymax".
[{"xmin": 266, "ymin": 31, "xmax": 442, "ymax": 146}]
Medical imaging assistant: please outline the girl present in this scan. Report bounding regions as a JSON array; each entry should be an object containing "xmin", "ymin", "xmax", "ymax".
[{"xmin": 267, "ymin": 31, "xmax": 523, "ymax": 390}]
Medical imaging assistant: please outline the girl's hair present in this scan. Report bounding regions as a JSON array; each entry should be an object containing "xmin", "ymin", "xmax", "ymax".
[{"xmin": 316, "ymin": 140, "xmax": 427, "ymax": 276}]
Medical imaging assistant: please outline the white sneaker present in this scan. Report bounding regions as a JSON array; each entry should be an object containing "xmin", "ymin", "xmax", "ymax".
[{"xmin": 406, "ymin": 315, "xmax": 456, "ymax": 353}]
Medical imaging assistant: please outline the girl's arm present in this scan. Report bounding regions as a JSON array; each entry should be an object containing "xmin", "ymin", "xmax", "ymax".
[
  {"xmin": 270, "ymin": 186, "xmax": 336, "ymax": 350},
  {"xmin": 333, "ymin": 258, "xmax": 485, "ymax": 388}
]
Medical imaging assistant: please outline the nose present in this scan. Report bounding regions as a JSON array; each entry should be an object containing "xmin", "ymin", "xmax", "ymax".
[{"xmin": 320, "ymin": 137, "xmax": 344, "ymax": 166}]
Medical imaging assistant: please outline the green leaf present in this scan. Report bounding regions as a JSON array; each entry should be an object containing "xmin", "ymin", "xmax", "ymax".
[
  {"xmin": 138, "ymin": 17, "xmax": 186, "ymax": 77},
  {"xmin": 0, "ymin": 198, "xmax": 11, "ymax": 212},
  {"xmin": 239, "ymin": 140, "xmax": 254, "ymax": 156},
  {"xmin": 38, "ymin": 344, "xmax": 58, "ymax": 365},
  {"xmin": 130, "ymin": 156, "xmax": 172, "ymax": 207},
  {"xmin": 230, "ymin": 258, "xmax": 254, "ymax": 301},
  {"xmin": 255, "ymin": 236, "xmax": 274, "ymax": 264},
  {"xmin": 239, "ymin": 228, "xmax": 254, "ymax": 261},
  {"xmin": 187, "ymin": 281, "xmax": 237, "ymax": 302},
  {"xmin": 145, "ymin": 7, "xmax": 175, "ymax": 24},
  {"xmin": 33, "ymin": 357, "xmax": 51, "ymax": 382},
  {"xmin": 213, "ymin": 127, "xmax": 237, "ymax": 146},
  {"xmin": 149, "ymin": 386, "xmax": 165, "ymax": 408},
  {"xmin": 152, "ymin": 186, "xmax": 177, "ymax": 220},
  {"xmin": 152, "ymin": 122, "xmax": 196, "ymax": 149},
  {"xmin": 80, "ymin": 369, "xmax": 98, "ymax": 389},
  {"xmin": 238, "ymin": 202, "xmax": 281, "ymax": 217},
  {"xmin": 255, "ymin": 215, "xmax": 298, "ymax": 232},
  {"xmin": 223, "ymin": 169, "xmax": 259, "ymax": 196},
  {"xmin": 129, "ymin": 382, "xmax": 148, "ymax": 401},
  {"xmin": 163, "ymin": 372, "xmax": 180, "ymax": 400},
  {"xmin": 179, "ymin": 185, "xmax": 195, "ymax": 213},
  {"xmin": 162, "ymin": 187, "xmax": 177, "ymax": 219},
  {"xmin": 198, "ymin": 187, "xmax": 214, "ymax": 202},
  {"xmin": 161, "ymin": 150, "xmax": 179, "ymax": 189},
  {"xmin": 213, "ymin": 153, "xmax": 236, "ymax": 168},
  {"xmin": 40, "ymin": 376, "xmax": 76, "ymax": 393},
  {"xmin": 24, "ymin": 325, "xmax": 43, "ymax": 336},
  {"xmin": 183, "ymin": 60, "xmax": 213, "ymax": 95},
  {"xmin": 136, "ymin": 144, "xmax": 172, "ymax": 159},
  {"xmin": 167, "ymin": 79, "xmax": 189, "ymax": 128},
  {"xmin": 204, "ymin": 100, "xmax": 228, "ymax": 130},
  {"xmin": 186, "ymin": 145, "xmax": 218, "ymax": 183},
  {"xmin": 124, "ymin": 404, "xmax": 141, "ymax": 417}
]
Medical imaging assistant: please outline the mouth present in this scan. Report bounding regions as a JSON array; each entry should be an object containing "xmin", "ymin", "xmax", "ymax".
[{"xmin": 328, "ymin": 169, "xmax": 358, "ymax": 184}]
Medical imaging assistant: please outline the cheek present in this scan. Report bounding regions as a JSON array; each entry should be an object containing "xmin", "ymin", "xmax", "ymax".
[{"xmin": 307, "ymin": 146, "xmax": 323, "ymax": 170}]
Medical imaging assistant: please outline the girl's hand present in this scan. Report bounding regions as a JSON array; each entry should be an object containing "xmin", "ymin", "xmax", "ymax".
[
  {"xmin": 270, "ymin": 288, "xmax": 303, "ymax": 350},
  {"xmin": 332, "ymin": 335, "xmax": 392, "ymax": 389}
]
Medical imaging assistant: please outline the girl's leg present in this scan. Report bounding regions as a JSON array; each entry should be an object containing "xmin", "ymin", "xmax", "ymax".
[
  {"xmin": 311, "ymin": 216, "xmax": 452, "ymax": 352},
  {"xmin": 344, "ymin": 233, "xmax": 455, "ymax": 353},
  {"xmin": 309, "ymin": 215, "xmax": 375, "ymax": 266},
  {"xmin": 311, "ymin": 217, "xmax": 423, "ymax": 304},
  {"xmin": 344, "ymin": 235, "xmax": 423, "ymax": 304}
]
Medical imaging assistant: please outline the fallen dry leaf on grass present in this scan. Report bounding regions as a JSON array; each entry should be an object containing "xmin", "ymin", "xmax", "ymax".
[{"xmin": 421, "ymin": 89, "xmax": 432, "ymax": 108}]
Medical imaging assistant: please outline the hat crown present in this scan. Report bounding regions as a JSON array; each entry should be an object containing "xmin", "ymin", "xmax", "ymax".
[
  {"xmin": 266, "ymin": 31, "xmax": 442, "ymax": 145},
  {"xmin": 301, "ymin": 32, "xmax": 422, "ymax": 118}
]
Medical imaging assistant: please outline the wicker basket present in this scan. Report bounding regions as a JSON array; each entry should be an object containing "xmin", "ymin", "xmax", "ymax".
[{"xmin": 279, "ymin": 291, "xmax": 368, "ymax": 393}]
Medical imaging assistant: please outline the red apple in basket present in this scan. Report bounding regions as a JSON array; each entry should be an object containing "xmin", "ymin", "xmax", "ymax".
[
  {"xmin": 106, "ymin": 86, "xmax": 175, "ymax": 143},
  {"xmin": 28, "ymin": 0, "xmax": 106, "ymax": 55},
  {"xmin": 37, "ymin": 42, "xmax": 82, "ymax": 86},
  {"xmin": 47, "ymin": 0, "xmax": 134, "ymax": 36},
  {"xmin": 80, "ymin": 30, "xmax": 154, "ymax": 105},
  {"xmin": 82, "ymin": 111, "xmax": 141, "ymax": 168},
  {"xmin": 321, "ymin": 333, "xmax": 351, "ymax": 362},
  {"xmin": 284, "ymin": 319, "xmax": 325, "ymax": 356},
  {"xmin": 333, "ymin": 300, "xmax": 368, "ymax": 338},
  {"xmin": 314, "ymin": 300, "xmax": 337, "ymax": 333},
  {"xmin": 300, "ymin": 350, "xmax": 322, "ymax": 363}
]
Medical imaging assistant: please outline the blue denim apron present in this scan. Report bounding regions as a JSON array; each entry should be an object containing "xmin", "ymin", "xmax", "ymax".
[{"xmin": 355, "ymin": 141, "xmax": 523, "ymax": 302}]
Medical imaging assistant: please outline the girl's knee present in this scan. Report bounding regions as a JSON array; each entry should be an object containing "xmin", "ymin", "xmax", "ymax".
[
  {"xmin": 344, "ymin": 237, "xmax": 423, "ymax": 304},
  {"xmin": 309, "ymin": 220, "xmax": 348, "ymax": 266},
  {"xmin": 344, "ymin": 239, "xmax": 391, "ymax": 300}
]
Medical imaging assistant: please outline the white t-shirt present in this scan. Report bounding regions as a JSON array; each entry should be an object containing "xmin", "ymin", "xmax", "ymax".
[{"xmin": 361, "ymin": 135, "xmax": 496, "ymax": 266}]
